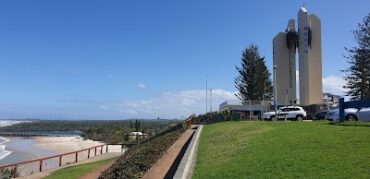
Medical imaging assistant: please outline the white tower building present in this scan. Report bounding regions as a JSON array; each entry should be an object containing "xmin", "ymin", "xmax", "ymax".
[
  {"xmin": 298, "ymin": 7, "xmax": 323, "ymax": 106},
  {"xmin": 273, "ymin": 7, "xmax": 323, "ymax": 106}
]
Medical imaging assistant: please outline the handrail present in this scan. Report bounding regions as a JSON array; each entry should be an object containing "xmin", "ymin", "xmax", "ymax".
[{"xmin": 0, "ymin": 143, "xmax": 131, "ymax": 178}]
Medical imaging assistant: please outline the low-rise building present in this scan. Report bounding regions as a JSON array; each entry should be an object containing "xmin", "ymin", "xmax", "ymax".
[
  {"xmin": 323, "ymin": 93, "xmax": 341, "ymax": 109},
  {"xmin": 219, "ymin": 100, "xmax": 272, "ymax": 120}
]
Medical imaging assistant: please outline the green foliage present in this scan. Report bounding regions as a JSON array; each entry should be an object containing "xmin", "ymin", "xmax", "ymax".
[
  {"xmin": 235, "ymin": 44, "xmax": 273, "ymax": 102},
  {"xmin": 44, "ymin": 158, "xmax": 115, "ymax": 179},
  {"xmin": 134, "ymin": 120, "xmax": 141, "ymax": 131},
  {"xmin": 0, "ymin": 168, "xmax": 17, "ymax": 179},
  {"xmin": 98, "ymin": 123, "xmax": 185, "ymax": 179},
  {"xmin": 343, "ymin": 13, "xmax": 370, "ymax": 100},
  {"xmin": 197, "ymin": 110, "xmax": 237, "ymax": 124},
  {"xmin": 193, "ymin": 121, "xmax": 370, "ymax": 178}
]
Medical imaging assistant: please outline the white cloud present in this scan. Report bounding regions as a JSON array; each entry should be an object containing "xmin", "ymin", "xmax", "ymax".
[
  {"xmin": 0, "ymin": 88, "xmax": 256, "ymax": 119},
  {"xmin": 120, "ymin": 89, "xmax": 238, "ymax": 119},
  {"xmin": 295, "ymin": 71, "xmax": 346, "ymax": 96},
  {"xmin": 138, "ymin": 83, "xmax": 146, "ymax": 89},
  {"xmin": 322, "ymin": 75, "xmax": 347, "ymax": 95},
  {"xmin": 296, "ymin": 70, "xmax": 299, "ymax": 82}
]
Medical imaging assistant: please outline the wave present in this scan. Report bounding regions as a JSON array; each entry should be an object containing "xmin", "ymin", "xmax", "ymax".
[
  {"xmin": 0, "ymin": 148, "xmax": 12, "ymax": 161},
  {"xmin": 0, "ymin": 137, "xmax": 10, "ymax": 145},
  {"xmin": 0, "ymin": 137, "xmax": 12, "ymax": 161}
]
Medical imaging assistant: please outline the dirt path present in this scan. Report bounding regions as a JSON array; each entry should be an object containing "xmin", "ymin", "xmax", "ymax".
[{"xmin": 78, "ymin": 158, "xmax": 116, "ymax": 179}]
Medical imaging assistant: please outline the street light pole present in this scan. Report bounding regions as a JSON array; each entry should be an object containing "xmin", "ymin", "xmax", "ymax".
[
  {"xmin": 206, "ymin": 78, "xmax": 208, "ymax": 113},
  {"xmin": 273, "ymin": 65, "xmax": 278, "ymax": 120},
  {"xmin": 210, "ymin": 88, "xmax": 212, "ymax": 112}
]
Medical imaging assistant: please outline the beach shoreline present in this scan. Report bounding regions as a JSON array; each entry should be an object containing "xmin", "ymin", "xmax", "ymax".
[{"xmin": 0, "ymin": 136, "xmax": 111, "ymax": 177}]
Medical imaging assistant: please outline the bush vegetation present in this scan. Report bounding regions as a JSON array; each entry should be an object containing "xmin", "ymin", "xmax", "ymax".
[
  {"xmin": 197, "ymin": 110, "xmax": 235, "ymax": 124},
  {"xmin": 0, "ymin": 168, "xmax": 17, "ymax": 179},
  {"xmin": 98, "ymin": 123, "xmax": 185, "ymax": 179}
]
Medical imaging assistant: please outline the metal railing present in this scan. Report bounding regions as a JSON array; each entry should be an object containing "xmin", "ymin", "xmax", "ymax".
[{"xmin": 0, "ymin": 143, "xmax": 131, "ymax": 178}]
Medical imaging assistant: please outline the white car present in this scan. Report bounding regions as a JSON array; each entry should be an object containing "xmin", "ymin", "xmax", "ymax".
[
  {"xmin": 326, "ymin": 108, "xmax": 358, "ymax": 122},
  {"xmin": 356, "ymin": 108, "xmax": 370, "ymax": 122},
  {"xmin": 263, "ymin": 106, "xmax": 307, "ymax": 120}
]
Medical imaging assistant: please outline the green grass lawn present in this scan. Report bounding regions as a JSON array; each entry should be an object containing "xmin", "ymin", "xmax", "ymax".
[
  {"xmin": 193, "ymin": 121, "xmax": 370, "ymax": 178},
  {"xmin": 43, "ymin": 158, "xmax": 115, "ymax": 179}
]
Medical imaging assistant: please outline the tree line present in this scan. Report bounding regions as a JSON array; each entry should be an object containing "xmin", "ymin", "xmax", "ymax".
[{"xmin": 0, "ymin": 119, "xmax": 180, "ymax": 143}]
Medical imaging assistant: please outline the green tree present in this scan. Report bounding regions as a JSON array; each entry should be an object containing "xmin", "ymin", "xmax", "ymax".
[
  {"xmin": 129, "ymin": 120, "xmax": 134, "ymax": 129},
  {"xmin": 135, "ymin": 119, "xmax": 141, "ymax": 131},
  {"xmin": 124, "ymin": 133, "xmax": 130, "ymax": 142},
  {"xmin": 235, "ymin": 44, "xmax": 273, "ymax": 103},
  {"xmin": 343, "ymin": 13, "xmax": 370, "ymax": 100}
]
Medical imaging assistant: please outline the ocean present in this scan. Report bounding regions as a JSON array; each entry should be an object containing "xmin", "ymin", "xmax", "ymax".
[
  {"xmin": 0, "ymin": 120, "xmax": 25, "ymax": 161},
  {"xmin": 0, "ymin": 137, "xmax": 12, "ymax": 161},
  {"xmin": 0, "ymin": 120, "xmax": 85, "ymax": 166}
]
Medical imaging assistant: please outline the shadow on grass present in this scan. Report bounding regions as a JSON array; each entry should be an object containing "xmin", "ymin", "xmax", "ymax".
[{"xmin": 326, "ymin": 122, "xmax": 370, "ymax": 128}]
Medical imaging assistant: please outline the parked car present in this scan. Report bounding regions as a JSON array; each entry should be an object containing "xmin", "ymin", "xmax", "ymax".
[
  {"xmin": 313, "ymin": 111, "xmax": 328, "ymax": 120},
  {"xmin": 356, "ymin": 108, "xmax": 370, "ymax": 122},
  {"xmin": 263, "ymin": 106, "xmax": 306, "ymax": 120},
  {"xmin": 326, "ymin": 107, "xmax": 358, "ymax": 122}
]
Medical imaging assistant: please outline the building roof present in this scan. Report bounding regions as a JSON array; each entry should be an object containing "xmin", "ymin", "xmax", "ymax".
[{"xmin": 300, "ymin": 7, "xmax": 307, "ymax": 13}]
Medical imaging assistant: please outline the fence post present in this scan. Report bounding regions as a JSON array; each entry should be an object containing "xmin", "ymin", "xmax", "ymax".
[
  {"xmin": 59, "ymin": 155, "xmax": 62, "ymax": 167},
  {"xmin": 88, "ymin": 149, "xmax": 90, "ymax": 158},
  {"xmin": 339, "ymin": 98, "xmax": 345, "ymax": 122},
  {"xmin": 39, "ymin": 160, "xmax": 43, "ymax": 172},
  {"xmin": 13, "ymin": 165, "xmax": 17, "ymax": 178},
  {"xmin": 75, "ymin": 152, "xmax": 78, "ymax": 163},
  {"xmin": 106, "ymin": 145, "xmax": 108, "ymax": 153},
  {"xmin": 100, "ymin": 146, "xmax": 103, "ymax": 154},
  {"xmin": 94, "ymin": 147, "xmax": 97, "ymax": 156}
]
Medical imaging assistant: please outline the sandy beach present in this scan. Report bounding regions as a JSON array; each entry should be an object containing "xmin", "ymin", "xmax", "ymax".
[
  {"xmin": 33, "ymin": 136, "xmax": 103, "ymax": 154},
  {"xmin": 0, "ymin": 136, "xmax": 123, "ymax": 177}
]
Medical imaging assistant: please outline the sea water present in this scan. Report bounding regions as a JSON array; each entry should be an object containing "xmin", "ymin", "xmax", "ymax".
[
  {"xmin": 0, "ymin": 137, "xmax": 12, "ymax": 161},
  {"xmin": 0, "ymin": 120, "xmax": 26, "ymax": 161}
]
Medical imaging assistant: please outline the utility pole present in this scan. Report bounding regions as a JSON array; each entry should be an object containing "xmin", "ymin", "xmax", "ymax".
[
  {"xmin": 206, "ymin": 77, "xmax": 208, "ymax": 113},
  {"xmin": 285, "ymin": 90, "xmax": 288, "ymax": 121},
  {"xmin": 249, "ymin": 100, "xmax": 252, "ymax": 120},
  {"xmin": 210, "ymin": 88, "xmax": 212, "ymax": 112},
  {"xmin": 273, "ymin": 65, "xmax": 278, "ymax": 120}
]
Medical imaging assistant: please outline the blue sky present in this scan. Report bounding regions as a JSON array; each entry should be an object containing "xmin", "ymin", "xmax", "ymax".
[{"xmin": 0, "ymin": 0, "xmax": 369, "ymax": 119}]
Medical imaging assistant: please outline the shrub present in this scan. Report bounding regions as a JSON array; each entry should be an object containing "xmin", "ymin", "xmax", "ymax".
[
  {"xmin": 0, "ymin": 168, "xmax": 17, "ymax": 179},
  {"xmin": 98, "ymin": 123, "xmax": 185, "ymax": 179}
]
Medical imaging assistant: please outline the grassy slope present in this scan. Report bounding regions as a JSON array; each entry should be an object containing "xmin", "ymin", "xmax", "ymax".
[
  {"xmin": 43, "ymin": 158, "xmax": 114, "ymax": 179},
  {"xmin": 193, "ymin": 121, "xmax": 370, "ymax": 178}
]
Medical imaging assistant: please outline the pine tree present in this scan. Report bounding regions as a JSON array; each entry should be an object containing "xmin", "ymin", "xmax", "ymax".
[
  {"xmin": 135, "ymin": 119, "xmax": 141, "ymax": 131},
  {"xmin": 343, "ymin": 13, "xmax": 370, "ymax": 100},
  {"xmin": 234, "ymin": 44, "xmax": 273, "ymax": 103}
]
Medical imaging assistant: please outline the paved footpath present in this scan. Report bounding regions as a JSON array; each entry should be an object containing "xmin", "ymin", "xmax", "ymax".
[
  {"xmin": 142, "ymin": 126, "xmax": 197, "ymax": 179},
  {"xmin": 173, "ymin": 125, "xmax": 203, "ymax": 179}
]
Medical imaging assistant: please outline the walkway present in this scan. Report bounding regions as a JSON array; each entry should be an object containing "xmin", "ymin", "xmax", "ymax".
[{"xmin": 142, "ymin": 126, "xmax": 197, "ymax": 179}]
